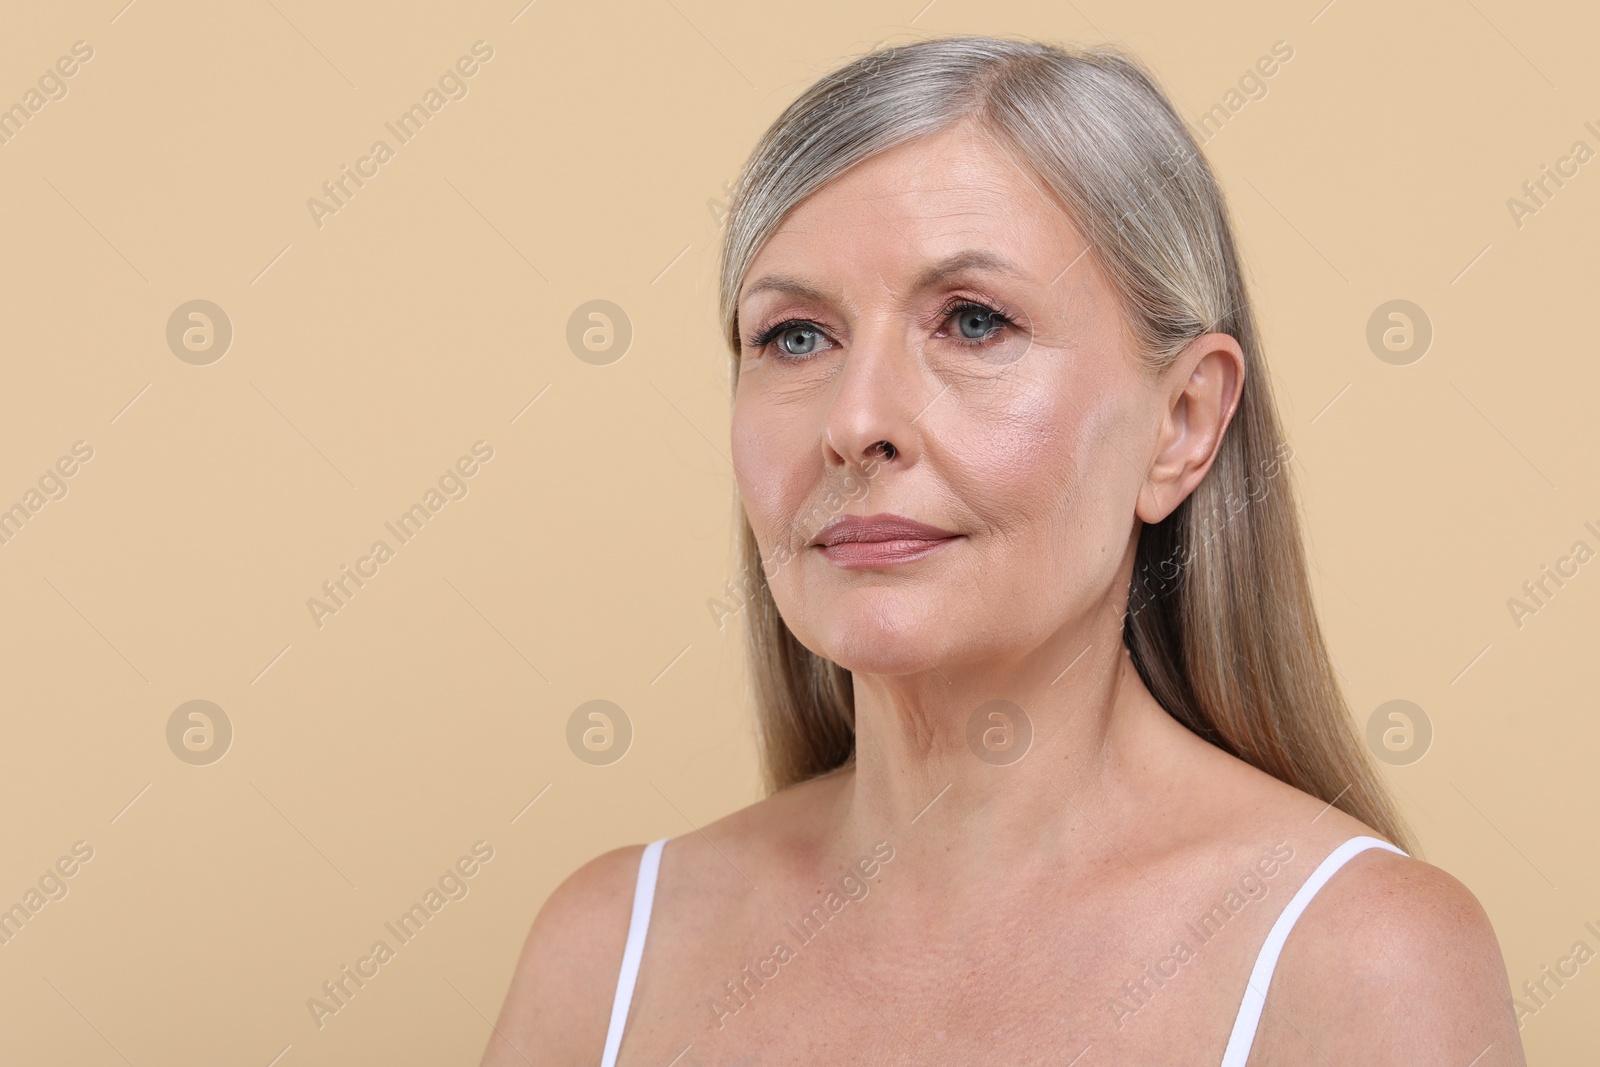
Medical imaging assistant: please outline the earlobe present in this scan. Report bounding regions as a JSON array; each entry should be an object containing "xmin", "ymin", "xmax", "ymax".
[{"xmin": 1135, "ymin": 333, "xmax": 1245, "ymax": 524}]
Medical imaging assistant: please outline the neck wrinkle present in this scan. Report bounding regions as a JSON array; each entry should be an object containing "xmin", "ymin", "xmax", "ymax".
[{"xmin": 827, "ymin": 620, "xmax": 1146, "ymax": 896}]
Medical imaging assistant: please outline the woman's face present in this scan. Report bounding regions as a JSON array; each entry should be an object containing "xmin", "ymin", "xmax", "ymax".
[{"xmin": 731, "ymin": 121, "xmax": 1203, "ymax": 677}]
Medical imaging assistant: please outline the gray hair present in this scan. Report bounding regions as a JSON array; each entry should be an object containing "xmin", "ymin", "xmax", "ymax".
[{"xmin": 719, "ymin": 35, "xmax": 1230, "ymax": 369}]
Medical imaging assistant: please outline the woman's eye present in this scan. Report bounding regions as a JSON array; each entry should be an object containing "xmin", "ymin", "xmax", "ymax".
[
  {"xmin": 943, "ymin": 302, "xmax": 1013, "ymax": 346},
  {"xmin": 954, "ymin": 305, "xmax": 1002, "ymax": 340},
  {"xmin": 750, "ymin": 303, "xmax": 1012, "ymax": 360},
  {"xmin": 777, "ymin": 325, "xmax": 826, "ymax": 356}
]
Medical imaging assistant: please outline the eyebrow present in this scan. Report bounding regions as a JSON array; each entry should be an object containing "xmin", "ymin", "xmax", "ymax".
[{"xmin": 739, "ymin": 249, "xmax": 1028, "ymax": 306}]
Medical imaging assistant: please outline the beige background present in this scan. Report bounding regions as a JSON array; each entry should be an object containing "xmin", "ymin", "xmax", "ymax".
[{"xmin": 0, "ymin": 0, "xmax": 1594, "ymax": 1063}]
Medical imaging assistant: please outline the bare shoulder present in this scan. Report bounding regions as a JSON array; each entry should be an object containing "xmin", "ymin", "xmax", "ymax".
[
  {"xmin": 1258, "ymin": 848, "xmax": 1527, "ymax": 1065},
  {"xmin": 648, "ymin": 768, "xmax": 848, "ymax": 897},
  {"xmin": 477, "ymin": 779, "xmax": 837, "ymax": 1066},
  {"xmin": 1143, "ymin": 718, "xmax": 1525, "ymax": 1062},
  {"xmin": 479, "ymin": 842, "xmax": 649, "ymax": 1067}
]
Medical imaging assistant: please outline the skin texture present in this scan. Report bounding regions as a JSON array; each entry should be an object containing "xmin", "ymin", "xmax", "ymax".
[{"xmin": 482, "ymin": 122, "xmax": 1527, "ymax": 1066}]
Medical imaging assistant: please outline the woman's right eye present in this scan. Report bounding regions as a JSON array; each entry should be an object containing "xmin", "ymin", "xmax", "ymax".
[
  {"xmin": 750, "ymin": 320, "xmax": 834, "ymax": 360},
  {"xmin": 776, "ymin": 325, "xmax": 826, "ymax": 357}
]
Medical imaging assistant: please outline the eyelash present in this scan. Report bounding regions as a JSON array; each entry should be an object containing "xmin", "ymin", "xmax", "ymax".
[{"xmin": 745, "ymin": 296, "xmax": 1018, "ymax": 359}]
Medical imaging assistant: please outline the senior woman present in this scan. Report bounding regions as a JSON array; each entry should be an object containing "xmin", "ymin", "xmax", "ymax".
[{"xmin": 485, "ymin": 35, "xmax": 1525, "ymax": 1067}]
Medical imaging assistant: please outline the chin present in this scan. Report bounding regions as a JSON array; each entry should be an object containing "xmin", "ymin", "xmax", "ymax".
[
  {"xmin": 820, "ymin": 637, "xmax": 939, "ymax": 677},
  {"xmin": 797, "ymin": 592, "xmax": 956, "ymax": 676}
]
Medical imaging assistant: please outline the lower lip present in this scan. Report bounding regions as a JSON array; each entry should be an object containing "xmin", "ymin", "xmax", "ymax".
[{"xmin": 817, "ymin": 537, "xmax": 958, "ymax": 569}]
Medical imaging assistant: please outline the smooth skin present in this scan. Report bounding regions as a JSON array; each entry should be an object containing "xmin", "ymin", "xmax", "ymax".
[{"xmin": 483, "ymin": 121, "xmax": 1526, "ymax": 1066}]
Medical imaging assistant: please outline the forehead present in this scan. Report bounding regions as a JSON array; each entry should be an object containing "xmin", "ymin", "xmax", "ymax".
[{"xmin": 739, "ymin": 123, "xmax": 1093, "ymax": 304}]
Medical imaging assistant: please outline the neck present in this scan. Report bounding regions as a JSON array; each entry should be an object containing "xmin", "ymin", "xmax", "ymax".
[{"xmin": 824, "ymin": 605, "xmax": 1165, "ymax": 892}]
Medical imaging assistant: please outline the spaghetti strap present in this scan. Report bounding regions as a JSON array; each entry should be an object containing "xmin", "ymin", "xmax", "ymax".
[
  {"xmin": 1217, "ymin": 835, "xmax": 1408, "ymax": 1066},
  {"xmin": 599, "ymin": 838, "xmax": 668, "ymax": 1067}
]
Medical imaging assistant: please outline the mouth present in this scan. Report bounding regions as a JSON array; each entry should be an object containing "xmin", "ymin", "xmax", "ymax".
[{"xmin": 809, "ymin": 513, "xmax": 961, "ymax": 569}]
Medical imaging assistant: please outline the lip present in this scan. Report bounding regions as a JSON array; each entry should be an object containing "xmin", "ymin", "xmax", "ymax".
[{"xmin": 810, "ymin": 513, "xmax": 961, "ymax": 569}]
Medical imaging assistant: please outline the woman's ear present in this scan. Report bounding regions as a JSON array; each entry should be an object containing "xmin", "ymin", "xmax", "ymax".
[{"xmin": 1135, "ymin": 333, "xmax": 1245, "ymax": 524}]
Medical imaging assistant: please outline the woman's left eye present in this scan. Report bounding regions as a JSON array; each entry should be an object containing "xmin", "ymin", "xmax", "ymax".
[{"xmin": 941, "ymin": 301, "xmax": 1013, "ymax": 346}]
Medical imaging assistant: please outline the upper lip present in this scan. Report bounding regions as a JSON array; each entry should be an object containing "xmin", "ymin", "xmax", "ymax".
[{"xmin": 810, "ymin": 513, "xmax": 960, "ymax": 547}]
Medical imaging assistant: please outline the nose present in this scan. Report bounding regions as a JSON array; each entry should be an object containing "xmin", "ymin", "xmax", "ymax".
[{"xmin": 822, "ymin": 319, "xmax": 924, "ymax": 477}]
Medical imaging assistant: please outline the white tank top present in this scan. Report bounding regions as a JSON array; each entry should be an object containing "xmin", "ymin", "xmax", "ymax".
[{"xmin": 597, "ymin": 834, "xmax": 1406, "ymax": 1066}]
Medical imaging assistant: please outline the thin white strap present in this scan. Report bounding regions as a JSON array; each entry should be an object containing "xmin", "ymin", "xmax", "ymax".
[
  {"xmin": 1218, "ymin": 835, "xmax": 1407, "ymax": 1067},
  {"xmin": 599, "ymin": 838, "xmax": 668, "ymax": 1067}
]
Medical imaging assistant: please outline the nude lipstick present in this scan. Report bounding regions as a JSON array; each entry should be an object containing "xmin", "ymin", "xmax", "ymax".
[{"xmin": 810, "ymin": 513, "xmax": 961, "ymax": 569}]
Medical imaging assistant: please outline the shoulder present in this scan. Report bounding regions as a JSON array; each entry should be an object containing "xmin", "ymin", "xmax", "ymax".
[
  {"xmin": 1258, "ymin": 846, "xmax": 1526, "ymax": 1065},
  {"xmin": 479, "ymin": 841, "xmax": 655, "ymax": 1067},
  {"xmin": 477, "ymin": 772, "xmax": 843, "ymax": 1065}
]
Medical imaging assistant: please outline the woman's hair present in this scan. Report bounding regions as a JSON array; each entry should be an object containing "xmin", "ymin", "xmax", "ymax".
[{"xmin": 716, "ymin": 34, "xmax": 1416, "ymax": 855}]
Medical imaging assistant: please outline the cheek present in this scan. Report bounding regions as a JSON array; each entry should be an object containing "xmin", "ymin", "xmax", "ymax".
[
  {"xmin": 950, "ymin": 370, "xmax": 1145, "ymax": 597},
  {"xmin": 731, "ymin": 391, "xmax": 809, "ymax": 543},
  {"xmin": 957, "ymin": 376, "xmax": 1120, "ymax": 529},
  {"xmin": 731, "ymin": 396, "xmax": 825, "ymax": 630}
]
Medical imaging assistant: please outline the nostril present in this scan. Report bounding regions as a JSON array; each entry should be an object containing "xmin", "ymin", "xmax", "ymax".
[{"xmin": 873, "ymin": 441, "xmax": 897, "ymax": 461}]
